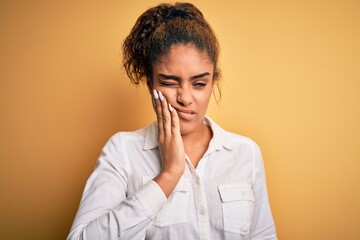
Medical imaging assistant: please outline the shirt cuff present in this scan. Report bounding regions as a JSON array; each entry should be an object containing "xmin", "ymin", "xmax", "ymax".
[{"xmin": 134, "ymin": 180, "xmax": 167, "ymax": 218}]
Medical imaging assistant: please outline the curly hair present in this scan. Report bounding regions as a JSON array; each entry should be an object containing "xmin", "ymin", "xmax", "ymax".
[{"xmin": 122, "ymin": 2, "xmax": 221, "ymax": 90}]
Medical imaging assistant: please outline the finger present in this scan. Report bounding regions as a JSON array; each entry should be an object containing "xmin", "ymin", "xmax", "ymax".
[
  {"xmin": 169, "ymin": 103, "xmax": 180, "ymax": 137},
  {"xmin": 158, "ymin": 91, "xmax": 172, "ymax": 139},
  {"xmin": 154, "ymin": 89, "xmax": 164, "ymax": 141}
]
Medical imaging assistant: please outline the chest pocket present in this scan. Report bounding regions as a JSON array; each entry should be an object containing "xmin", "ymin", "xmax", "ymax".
[
  {"xmin": 142, "ymin": 176, "xmax": 190, "ymax": 227},
  {"xmin": 218, "ymin": 183, "xmax": 255, "ymax": 237}
]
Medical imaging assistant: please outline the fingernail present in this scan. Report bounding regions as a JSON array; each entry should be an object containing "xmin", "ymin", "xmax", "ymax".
[
  {"xmin": 153, "ymin": 89, "xmax": 159, "ymax": 100},
  {"xmin": 158, "ymin": 91, "xmax": 164, "ymax": 101},
  {"xmin": 168, "ymin": 103, "xmax": 173, "ymax": 112}
]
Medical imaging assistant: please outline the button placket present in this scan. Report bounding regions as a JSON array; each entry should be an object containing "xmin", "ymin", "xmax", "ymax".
[
  {"xmin": 186, "ymin": 154, "xmax": 211, "ymax": 240},
  {"xmin": 199, "ymin": 206, "xmax": 205, "ymax": 215},
  {"xmin": 192, "ymin": 171, "xmax": 211, "ymax": 239},
  {"xmin": 194, "ymin": 177, "xmax": 200, "ymax": 185}
]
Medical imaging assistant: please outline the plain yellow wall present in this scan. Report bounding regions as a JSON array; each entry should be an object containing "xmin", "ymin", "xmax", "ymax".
[{"xmin": 1, "ymin": 0, "xmax": 359, "ymax": 239}]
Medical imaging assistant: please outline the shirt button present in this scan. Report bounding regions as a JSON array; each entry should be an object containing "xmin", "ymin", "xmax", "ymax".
[{"xmin": 199, "ymin": 207, "xmax": 205, "ymax": 215}]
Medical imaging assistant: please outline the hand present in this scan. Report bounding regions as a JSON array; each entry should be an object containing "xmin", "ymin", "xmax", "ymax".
[{"xmin": 153, "ymin": 89, "xmax": 185, "ymax": 197}]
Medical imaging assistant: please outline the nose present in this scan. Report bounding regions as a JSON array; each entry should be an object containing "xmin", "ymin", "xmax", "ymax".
[{"xmin": 176, "ymin": 86, "xmax": 193, "ymax": 106}]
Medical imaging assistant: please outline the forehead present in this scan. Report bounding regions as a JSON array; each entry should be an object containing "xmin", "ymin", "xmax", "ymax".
[
  {"xmin": 154, "ymin": 44, "xmax": 213, "ymax": 72},
  {"xmin": 162, "ymin": 44, "xmax": 210, "ymax": 60}
]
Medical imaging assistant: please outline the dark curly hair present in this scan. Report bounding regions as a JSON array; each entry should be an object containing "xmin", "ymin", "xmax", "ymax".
[{"xmin": 122, "ymin": 2, "xmax": 221, "ymax": 91}]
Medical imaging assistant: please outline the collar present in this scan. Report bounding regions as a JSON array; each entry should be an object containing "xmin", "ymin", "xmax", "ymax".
[{"xmin": 143, "ymin": 116, "xmax": 233, "ymax": 151}]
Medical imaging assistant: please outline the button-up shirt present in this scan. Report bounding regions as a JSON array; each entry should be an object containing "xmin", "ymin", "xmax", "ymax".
[{"xmin": 68, "ymin": 117, "xmax": 277, "ymax": 240}]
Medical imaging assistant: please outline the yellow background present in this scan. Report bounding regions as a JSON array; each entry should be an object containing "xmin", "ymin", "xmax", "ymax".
[{"xmin": 1, "ymin": 0, "xmax": 359, "ymax": 239}]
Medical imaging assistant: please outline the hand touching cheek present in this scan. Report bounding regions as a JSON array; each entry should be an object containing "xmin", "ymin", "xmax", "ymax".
[{"xmin": 153, "ymin": 89, "xmax": 186, "ymax": 197}]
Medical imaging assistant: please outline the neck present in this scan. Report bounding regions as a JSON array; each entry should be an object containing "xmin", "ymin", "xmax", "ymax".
[
  {"xmin": 181, "ymin": 122, "xmax": 212, "ymax": 168},
  {"xmin": 182, "ymin": 122, "xmax": 212, "ymax": 151}
]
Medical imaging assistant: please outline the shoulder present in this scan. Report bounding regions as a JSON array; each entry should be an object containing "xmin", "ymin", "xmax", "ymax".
[
  {"xmin": 207, "ymin": 117, "xmax": 260, "ymax": 152},
  {"xmin": 226, "ymin": 131, "xmax": 258, "ymax": 147},
  {"xmin": 96, "ymin": 125, "xmax": 152, "ymax": 168},
  {"xmin": 110, "ymin": 128, "xmax": 146, "ymax": 142},
  {"xmin": 106, "ymin": 124, "xmax": 151, "ymax": 144},
  {"xmin": 225, "ymin": 130, "xmax": 262, "ymax": 156},
  {"xmin": 100, "ymin": 125, "xmax": 152, "ymax": 156}
]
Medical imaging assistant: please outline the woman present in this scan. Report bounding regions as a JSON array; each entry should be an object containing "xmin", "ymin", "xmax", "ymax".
[{"xmin": 68, "ymin": 2, "xmax": 277, "ymax": 240}]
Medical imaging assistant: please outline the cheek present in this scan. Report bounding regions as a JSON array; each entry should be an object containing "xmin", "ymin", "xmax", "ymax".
[
  {"xmin": 156, "ymin": 88, "xmax": 177, "ymax": 103},
  {"xmin": 199, "ymin": 93, "xmax": 212, "ymax": 111}
]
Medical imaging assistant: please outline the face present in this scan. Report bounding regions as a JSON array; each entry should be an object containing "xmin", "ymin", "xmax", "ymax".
[{"xmin": 151, "ymin": 44, "xmax": 214, "ymax": 136}]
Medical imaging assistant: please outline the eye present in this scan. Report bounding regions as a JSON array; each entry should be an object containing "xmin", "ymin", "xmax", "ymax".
[
  {"xmin": 193, "ymin": 82, "xmax": 207, "ymax": 88},
  {"xmin": 159, "ymin": 81, "xmax": 178, "ymax": 87}
]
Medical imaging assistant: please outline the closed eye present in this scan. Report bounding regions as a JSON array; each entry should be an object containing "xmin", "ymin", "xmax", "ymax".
[{"xmin": 159, "ymin": 81, "xmax": 178, "ymax": 87}]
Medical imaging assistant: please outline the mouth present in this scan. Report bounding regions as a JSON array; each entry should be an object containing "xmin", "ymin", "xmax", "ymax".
[{"xmin": 174, "ymin": 108, "xmax": 196, "ymax": 121}]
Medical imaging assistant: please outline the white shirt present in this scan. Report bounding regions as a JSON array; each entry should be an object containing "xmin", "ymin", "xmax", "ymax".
[{"xmin": 68, "ymin": 117, "xmax": 277, "ymax": 240}]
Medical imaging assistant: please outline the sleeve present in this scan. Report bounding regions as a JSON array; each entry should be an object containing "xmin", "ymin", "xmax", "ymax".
[
  {"xmin": 249, "ymin": 142, "xmax": 278, "ymax": 240},
  {"xmin": 67, "ymin": 133, "xmax": 167, "ymax": 240}
]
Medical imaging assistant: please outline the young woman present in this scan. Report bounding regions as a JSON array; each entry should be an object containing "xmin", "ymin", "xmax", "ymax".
[{"xmin": 68, "ymin": 3, "xmax": 277, "ymax": 240}]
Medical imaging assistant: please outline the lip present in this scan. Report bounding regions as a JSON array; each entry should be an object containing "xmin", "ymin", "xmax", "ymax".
[{"xmin": 174, "ymin": 107, "xmax": 196, "ymax": 121}]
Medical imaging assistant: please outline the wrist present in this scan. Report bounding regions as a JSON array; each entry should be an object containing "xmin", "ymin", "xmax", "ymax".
[{"xmin": 153, "ymin": 171, "xmax": 182, "ymax": 197}]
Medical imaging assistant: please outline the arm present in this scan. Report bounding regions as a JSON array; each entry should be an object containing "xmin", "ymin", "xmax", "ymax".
[
  {"xmin": 67, "ymin": 134, "xmax": 167, "ymax": 240},
  {"xmin": 68, "ymin": 90, "xmax": 185, "ymax": 240},
  {"xmin": 250, "ymin": 143, "xmax": 278, "ymax": 240}
]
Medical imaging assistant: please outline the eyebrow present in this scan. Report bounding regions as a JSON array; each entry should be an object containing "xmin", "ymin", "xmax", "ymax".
[{"xmin": 158, "ymin": 72, "xmax": 211, "ymax": 81}]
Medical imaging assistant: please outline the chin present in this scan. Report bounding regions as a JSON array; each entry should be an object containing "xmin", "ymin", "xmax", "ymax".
[{"xmin": 179, "ymin": 120, "xmax": 199, "ymax": 135}]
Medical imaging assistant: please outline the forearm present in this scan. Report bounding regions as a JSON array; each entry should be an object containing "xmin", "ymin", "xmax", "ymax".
[{"xmin": 68, "ymin": 180, "xmax": 167, "ymax": 240}]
